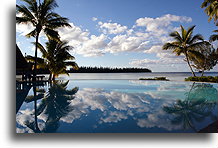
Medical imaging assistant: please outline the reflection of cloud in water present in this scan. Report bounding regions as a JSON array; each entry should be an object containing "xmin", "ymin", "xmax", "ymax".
[
  {"xmin": 60, "ymin": 87, "xmax": 180, "ymax": 131},
  {"xmin": 137, "ymin": 109, "xmax": 181, "ymax": 131},
  {"xmin": 17, "ymin": 81, "xmax": 216, "ymax": 132},
  {"xmin": 129, "ymin": 80, "xmax": 191, "ymax": 100},
  {"xmin": 16, "ymin": 109, "xmax": 46, "ymax": 133},
  {"xmin": 99, "ymin": 111, "xmax": 128, "ymax": 123},
  {"xmin": 17, "ymin": 87, "xmax": 180, "ymax": 132},
  {"xmin": 17, "ymin": 85, "xmax": 182, "ymax": 132}
]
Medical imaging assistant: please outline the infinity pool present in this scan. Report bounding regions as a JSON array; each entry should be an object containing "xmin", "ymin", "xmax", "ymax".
[{"xmin": 16, "ymin": 80, "xmax": 217, "ymax": 133}]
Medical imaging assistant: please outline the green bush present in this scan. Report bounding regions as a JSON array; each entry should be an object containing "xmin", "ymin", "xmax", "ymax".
[
  {"xmin": 139, "ymin": 77, "xmax": 169, "ymax": 81},
  {"xmin": 185, "ymin": 76, "xmax": 218, "ymax": 83}
]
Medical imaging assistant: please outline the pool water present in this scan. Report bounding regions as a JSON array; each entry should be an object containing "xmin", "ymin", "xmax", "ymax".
[{"xmin": 16, "ymin": 80, "xmax": 217, "ymax": 133}]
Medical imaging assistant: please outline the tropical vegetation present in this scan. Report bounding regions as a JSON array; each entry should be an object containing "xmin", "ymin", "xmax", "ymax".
[
  {"xmin": 139, "ymin": 77, "xmax": 169, "ymax": 81},
  {"xmin": 201, "ymin": 0, "xmax": 218, "ymax": 24},
  {"xmin": 185, "ymin": 76, "xmax": 218, "ymax": 83},
  {"xmin": 27, "ymin": 40, "xmax": 79, "ymax": 80},
  {"xmin": 162, "ymin": 25, "xmax": 209, "ymax": 76},
  {"xmin": 24, "ymin": 81, "xmax": 78, "ymax": 133},
  {"xmin": 189, "ymin": 44, "xmax": 217, "ymax": 76},
  {"xmin": 69, "ymin": 66, "xmax": 151, "ymax": 73},
  {"xmin": 16, "ymin": 0, "xmax": 71, "ymax": 80},
  {"xmin": 163, "ymin": 83, "xmax": 217, "ymax": 132}
]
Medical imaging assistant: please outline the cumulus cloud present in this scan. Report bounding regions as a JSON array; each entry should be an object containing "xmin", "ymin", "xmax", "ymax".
[
  {"xmin": 16, "ymin": 22, "xmax": 34, "ymax": 37},
  {"xmin": 105, "ymin": 35, "xmax": 151, "ymax": 53},
  {"xmin": 100, "ymin": 111, "xmax": 128, "ymax": 123},
  {"xmin": 98, "ymin": 21, "xmax": 128, "ymax": 34},
  {"xmin": 136, "ymin": 14, "xmax": 192, "ymax": 35},
  {"xmin": 53, "ymin": 23, "xmax": 108, "ymax": 57},
  {"xmin": 92, "ymin": 17, "xmax": 98, "ymax": 21},
  {"xmin": 16, "ymin": 13, "xmax": 193, "ymax": 62},
  {"xmin": 76, "ymin": 34, "xmax": 107, "ymax": 57}
]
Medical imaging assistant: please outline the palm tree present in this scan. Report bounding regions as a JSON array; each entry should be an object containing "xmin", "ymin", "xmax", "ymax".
[
  {"xmin": 24, "ymin": 84, "xmax": 45, "ymax": 132},
  {"xmin": 16, "ymin": 0, "xmax": 71, "ymax": 80},
  {"xmin": 163, "ymin": 25, "xmax": 208, "ymax": 76},
  {"xmin": 25, "ymin": 81, "xmax": 79, "ymax": 133},
  {"xmin": 190, "ymin": 45, "xmax": 218, "ymax": 76},
  {"xmin": 201, "ymin": 0, "xmax": 218, "ymax": 24},
  {"xmin": 36, "ymin": 40, "xmax": 78, "ymax": 80},
  {"xmin": 201, "ymin": 1, "xmax": 218, "ymax": 50},
  {"xmin": 163, "ymin": 83, "xmax": 217, "ymax": 132}
]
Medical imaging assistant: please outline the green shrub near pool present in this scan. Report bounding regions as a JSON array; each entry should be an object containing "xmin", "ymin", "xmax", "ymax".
[
  {"xmin": 185, "ymin": 76, "xmax": 218, "ymax": 83},
  {"xmin": 139, "ymin": 77, "xmax": 169, "ymax": 81}
]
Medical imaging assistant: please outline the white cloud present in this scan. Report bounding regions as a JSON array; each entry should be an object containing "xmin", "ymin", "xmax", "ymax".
[
  {"xmin": 105, "ymin": 35, "xmax": 150, "ymax": 53},
  {"xmin": 98, "ymin": 21, "xmax": 128, "ymax": 34},
  {"xmin": 16, "ymin": 22, "xmax": 34, "ymax": 37},
  {"xmin": 136, "ymin": 14, "xmax": 192, "ymax": 35},
  {"xmin": 92, "ymin": 17, "xmax": 98, "ymax": 21},
  {"xmin": 16, "ymin": 13, "xmax": 194, "ymax": 64},
  {"xmin": 58, "ymin": 23, "xmax": 89, "ymax": 46},
  {"xmin": 100, "ymin": 111, "xmax": 128, "ymax": 123},
  {"xmin": 76, "ymin": 34, "xmax": 107, "ymax": 57}
]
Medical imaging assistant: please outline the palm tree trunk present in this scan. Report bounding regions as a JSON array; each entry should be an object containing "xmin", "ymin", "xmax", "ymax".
[
  {"xmin": 201, "ymin": 70, "xmax": 204, "ymax": 77},
  {"xmin": 48, "ymin": 72, "xmax": 52, "ymax": 81},
  {"xmin": 33, "ymin": 85, "xmax": 40, "ymax": 132},
  {"xmin": 52, "ymin": 74, "xmax": 56, "ymax": 81},
  {"xmin": 33, "ymin": 33, "xmax": 39, "ymax": 81},
  {"xmin": 185, "ymin": 53, "xmax": 196, "ymax": 77}
]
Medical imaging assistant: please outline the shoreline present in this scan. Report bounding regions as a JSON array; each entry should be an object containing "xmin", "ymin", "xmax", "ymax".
[{"xmin": 16, "ymin": 72, "xmax": 218, "ymax": 83}]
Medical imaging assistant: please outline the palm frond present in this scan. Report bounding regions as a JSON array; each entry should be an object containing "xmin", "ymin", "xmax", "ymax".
[
  {"xmin": 16, "ymin": 5, "xmax": 35, "ymax": 23},
  {"xmin": 65, "ymin": 61, "xmax": 79, "ymax": 70},
  {"xmin": 188, "ymin": 34, "xmax": 204, "ymax": 44},
  {"xmin": 188, "ymin": 41, "xmax": 210, "ymax": 49},
  {"xmin": 185, "ymin": 25, "xmax": 196, "ymax": 42},
  {"xmin": 32, "ymin": 42, "xmax": 47, "ymax": 56},
  {"xmin": 26, "ymin": 29, "xmax": 37, "ymax": 38},
  {"xmin": 169, "ymin": 31, "xmax": 183, "ymax": 42},
  {"xmin": 180, "ymin": 25, "xmax": 187, "ymax": 41},
  {"xmin": 162, "ymin": 42, "xmax": 180, "ymax": 50},
  {"xmin": 44, "ymin": 28, "xmax": 60, "ymax": 41},
  {"xmin": 209, "ymin": 34, "xmax": 218, "ymax": 42}
]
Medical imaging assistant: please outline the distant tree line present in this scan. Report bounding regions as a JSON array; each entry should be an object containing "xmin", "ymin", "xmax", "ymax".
[{"xmin": 68, "ymin": 66, "xmax": 152, "ymax": 73}]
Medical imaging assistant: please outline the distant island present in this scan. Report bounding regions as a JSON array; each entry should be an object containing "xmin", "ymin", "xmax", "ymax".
[
  {"xmin": 68, "ymin": 66, "xmax": 152, "ymax": 73},
  {"xmin": 17, "ymin": 66, "xmax": 151, "ymax": 75}
]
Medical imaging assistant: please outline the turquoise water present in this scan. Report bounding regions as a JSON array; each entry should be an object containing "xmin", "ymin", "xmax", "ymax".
[{"xmin": 16, "ymin": 80, "xmax": 217, "ymax": 133}]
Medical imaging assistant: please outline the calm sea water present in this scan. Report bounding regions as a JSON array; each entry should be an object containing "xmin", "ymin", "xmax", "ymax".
[
  {"xmin": 16, "ymin": 72, "xmax": 218, "ymax": 81},
  {"xmin": 57, "ymin": 72, "xmax": 218, "ymax": 81},
  {"xmin": 16, "ymin": 79, "xmax": 217, "ymax": 133}
]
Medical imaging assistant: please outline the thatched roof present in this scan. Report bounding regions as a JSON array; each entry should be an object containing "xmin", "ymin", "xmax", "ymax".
[{"xmin": 16, "ymin": 44, "xmax": 29, "ymax": 71}]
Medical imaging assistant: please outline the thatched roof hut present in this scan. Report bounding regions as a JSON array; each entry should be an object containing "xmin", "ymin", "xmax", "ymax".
[{"xmin": 16, "ymin": 44, "xmax": 33, "ymax": 74}]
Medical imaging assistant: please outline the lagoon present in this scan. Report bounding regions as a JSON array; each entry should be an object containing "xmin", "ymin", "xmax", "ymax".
[
  {"xmin": 62, "ymin": 72, "xmax": 218, "ymax": 81},
  {"xmin": 16, "ymin": 77, "xmax": 217, "ymax": 133}
]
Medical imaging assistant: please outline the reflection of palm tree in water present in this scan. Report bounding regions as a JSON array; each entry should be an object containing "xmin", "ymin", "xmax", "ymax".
[
  {"xmin": 163, "ymin": 82, "xmax": 217, "ymax": 132},
  {"xmin": 25, "ymin": 81, "xmax": 79, "ymax": 133}
]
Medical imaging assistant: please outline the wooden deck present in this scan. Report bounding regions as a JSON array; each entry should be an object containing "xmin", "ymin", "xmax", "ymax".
[{"xmin": 16, "ymin": 79, "xmax": 50, "ymax": 88}]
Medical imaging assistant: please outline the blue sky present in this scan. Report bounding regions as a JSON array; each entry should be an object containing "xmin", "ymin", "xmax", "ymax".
[{"xmin": 16, "ymin": 0, "xmax": 217, "ymax": 72}]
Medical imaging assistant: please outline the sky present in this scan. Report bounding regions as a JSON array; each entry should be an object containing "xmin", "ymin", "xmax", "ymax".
[{"xmin": 16, "ymin": 0, "xmax": 218, "ymax": 72}]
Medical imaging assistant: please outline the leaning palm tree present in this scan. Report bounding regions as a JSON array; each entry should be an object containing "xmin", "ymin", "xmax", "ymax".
[
  {"xmin": 163, "ymin": 25, "xmax": 208, "ymax": 76},
  {"xmin": 16, "ymin": 0, "xmax": 71, "ymax": 80},
  {"xmin": 36, "ymin": 40, "xmax": 79, "ymax": 80},
  {"xmin": 201, "ymin": 0, "xmax": 218, "ymax": 24}
]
